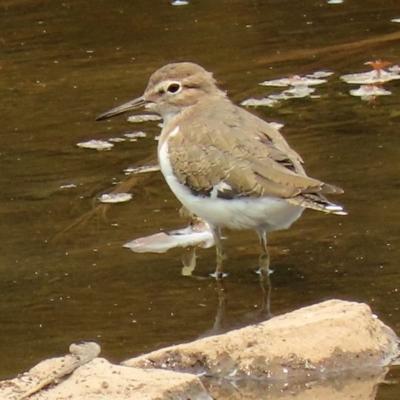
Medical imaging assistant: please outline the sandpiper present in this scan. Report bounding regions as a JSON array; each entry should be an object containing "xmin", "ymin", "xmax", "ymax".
[{"xmin": 97, "ymin": 62, "xmax": 346, "ymax": 278}]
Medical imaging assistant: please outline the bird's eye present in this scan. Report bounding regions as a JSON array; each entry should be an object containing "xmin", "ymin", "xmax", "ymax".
[{"xmin": 166, "ymin": 83, "xmax": 181, "ymax": 93}]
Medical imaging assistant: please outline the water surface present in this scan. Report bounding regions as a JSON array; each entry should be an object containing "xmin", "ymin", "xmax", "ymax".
[{"xmin": 1, "ymin": 0, "xmax": 400, "ymax": 398}]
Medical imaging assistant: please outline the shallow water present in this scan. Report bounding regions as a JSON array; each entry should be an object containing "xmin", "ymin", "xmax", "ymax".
[{"xmin": 1, "ymin": 0, "xmax": 400, "ymax": 397}]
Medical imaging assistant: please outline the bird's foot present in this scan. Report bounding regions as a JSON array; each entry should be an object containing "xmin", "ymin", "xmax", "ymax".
[
  {"xmin": 210, "ymin": 271, "xmax": 228, "ymax": 280},
  {"xmin": 255, "ymin": 268, "xmax": 274, "ymax": 276}
]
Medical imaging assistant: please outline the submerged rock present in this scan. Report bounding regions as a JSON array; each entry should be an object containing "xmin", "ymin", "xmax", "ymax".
[{"xmin": 124, "ymin": 300, "xmax": 398, "ymax": 379}]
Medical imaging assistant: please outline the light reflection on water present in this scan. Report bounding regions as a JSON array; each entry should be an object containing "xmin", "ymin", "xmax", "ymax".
[{"xmin": 1, "ymin": 0, "xmax": 400, "ymax": 397}]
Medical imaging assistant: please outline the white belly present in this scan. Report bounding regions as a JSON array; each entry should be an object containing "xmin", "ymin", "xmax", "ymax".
[{"xmin": 158, "ymin": 139, "xmax": 304, "ymax": 233}]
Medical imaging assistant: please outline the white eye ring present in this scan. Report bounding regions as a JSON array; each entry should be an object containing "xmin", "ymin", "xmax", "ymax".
[{"xmin": 166, "ymin": 82, "xmax": 181, "ymax": 94}]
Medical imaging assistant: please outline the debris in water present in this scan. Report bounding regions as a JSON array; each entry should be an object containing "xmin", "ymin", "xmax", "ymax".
[
  {"xmin": 123, "ymin": 221, "xmax": 214, "ymax": 254},
  {"xmin": 255, "ymin": 73, "xmax": 329, "ymax": 103},
  {"xmin": 341, "ymin": 61, "xmax": 400, "ymax": 84},
  {"xmin": 127, "ymin": 114, "xmax": 162, "ymax": 123},
  {"xmin": 269, "ymin": 85, "xmax": 318, "ymax": 100},
  {"xmin": 269, "ymin": 122, "xmax": 284, "ymax": 131},
  {"xmin": 60, "ymin": 183, "xmax": 77, "ymax": 189},
  {"xmin": 98, "ymin": 193, "xmax": 133, "ymax": 203},
  {"xmin": 259, "ymin": 75, "xmax": 327, "ymax": 87},
  {"xmin": 241, "ymin": 97, "xmax": 277, "ymax": 107},
  {"xmin": 350, "ymin": 85, "xmax": 391, "ymax": 101},
  {"xmin": 172, "ymin": 0, "xmax": 189, "ymax": 5},
  {"xmin": 76, "ymin": 140, "xmax": 114, "ymax": 151},
  {"xmin": 307, "ymin": 71, "xmax": 334, "ymax": 79},
  {"xmin": 124, "ymin": 165, "xmax": 160, "ymax": 175},
  {"xmin": 388, "ymin": 65, "xmax": 400, "ymax": 73},
  {"xmin": 124, "ymin": 131, "xmax": 147, "ymax": 139},
  {"xmin": 108, "ymin": 137, "xmax": 126, "ymax": 143}
]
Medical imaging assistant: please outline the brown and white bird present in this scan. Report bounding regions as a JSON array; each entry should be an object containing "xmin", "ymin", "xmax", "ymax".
[{"xmin": 97, "ymin": 62, "xmax": 346, "ymax": 278}]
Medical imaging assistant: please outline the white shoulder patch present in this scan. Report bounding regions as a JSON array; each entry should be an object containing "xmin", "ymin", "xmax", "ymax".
[
  {"xmin": 169, "ymin": 125, "xmax": 179, "ymax": 137},
  {"xmin": 210, "ymin": 181, "xmax": 233, "ymax": 199}
]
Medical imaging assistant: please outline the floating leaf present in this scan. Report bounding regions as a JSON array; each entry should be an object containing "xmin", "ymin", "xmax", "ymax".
[
  {"xmin": 350, "ymin": 85, "xmax": 391, "ymax": 98},
  {"xmin": 124, "ymin": 131, "xmax": 147, "ymax": 139},
  {"xmin": 259, "ymin": 75, "xmax": 327, "ymax": 87},
  {"xmin": 124, "ymin": 223, "xmax": 214, "ymax": 253},
  {"xmin": 127, "ymin": 114, "xmax": 162, "ymax": 123},
  {"xmin": 124, "ymin": 165, "xmax": 160, "ymax": 175},
  {"xmin": 98, "ymin": 193, "xmax": 133, "ymax": 203},
  {"xmin": 241, "ymin": 98, "xmax": 277, "ymax": 107},
  {"xmin": 76, "ymin": 140, "xmax": 113, "ymax": 151},
  {"xmin": 172, "ymin": 0, "xmax": 189, "ymax": 5}
]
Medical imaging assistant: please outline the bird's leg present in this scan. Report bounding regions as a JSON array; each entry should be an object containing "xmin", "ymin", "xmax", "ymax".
[
  {"xmin": 181, "ymin": 246, "xmax": 196, "ymax": 276},
  {"xmin": 213, "ymin": 279, "xmax": 227, "ymax": 332},
  {"xmin": 259, "ymin": 265, "xmax": 272, "ymax": 318},
  {"xmin": 257, "ymin": 230, "xmax": 270, "ymax": 276},
  {"xmin": 211, "ymin": 225, "xmax": 227, "ymax": 279},
  {"xmin": 256, "ymin": 230, "xmax": 272, "ymax": 317}
]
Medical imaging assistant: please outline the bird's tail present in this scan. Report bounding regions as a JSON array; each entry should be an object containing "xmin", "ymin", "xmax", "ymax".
[{"xmin": 288, "ymin": 193, "xmax": 347, "ymax": 216}]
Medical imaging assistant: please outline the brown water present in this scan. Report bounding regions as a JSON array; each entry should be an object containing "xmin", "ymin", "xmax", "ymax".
[{"xmin": 1, "ymin": 0, "xmax": 400, "ymax": 397}]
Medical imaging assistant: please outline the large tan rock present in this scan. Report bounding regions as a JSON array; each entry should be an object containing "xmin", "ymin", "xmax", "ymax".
[
  {"xmin": 124, "ymin": 299, "xmax": 398, "ymax": 381},
  {"xmin": 1, "ymin": 358, "xmax": 211, "ymax": 400},
  {"xmin": 1, "ymin": 300, "xmax": 398, "ymax": 400}
]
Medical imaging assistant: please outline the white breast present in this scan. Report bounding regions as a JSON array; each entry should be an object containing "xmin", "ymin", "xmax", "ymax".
[{"xmin": 158, "ymin": 129, "xmax": 304, "ymax": 233}]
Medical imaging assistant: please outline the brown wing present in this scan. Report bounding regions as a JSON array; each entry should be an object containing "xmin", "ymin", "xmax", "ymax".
[{"xmin": 169, "ymin": 97, "xmax": 341, "ymax": 199}]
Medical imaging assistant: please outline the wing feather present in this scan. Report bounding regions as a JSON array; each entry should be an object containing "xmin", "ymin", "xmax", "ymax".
[{"xmin": 168, "ymin": 98, "xmax": 339, "ymax": 199}]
